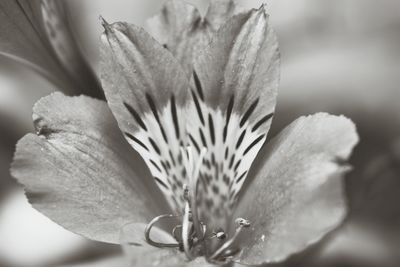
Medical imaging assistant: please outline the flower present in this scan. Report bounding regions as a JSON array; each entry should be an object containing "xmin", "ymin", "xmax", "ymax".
[
  {"xmin": 0, "ymin": 0, "xmax": 102, "ymax": 98},
  {"xmin": 11, "ymin": 1, "xmax": 359, "ymax": 266}
]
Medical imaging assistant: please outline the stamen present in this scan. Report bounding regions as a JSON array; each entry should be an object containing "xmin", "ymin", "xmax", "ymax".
[
  {"xmin": 209, "ymin": 218, "xmax": 251, "ymax": 261},
  {"xmin": 180, "ymin": 146, "xmax": 207, "ymax": 240},
  {"xmin": 182, "ymin": 201, "xmax": 194, "ymax": 260},
  {"xmin": 144, "ymin": 214, "xmax": 180, "ymax": 248}
]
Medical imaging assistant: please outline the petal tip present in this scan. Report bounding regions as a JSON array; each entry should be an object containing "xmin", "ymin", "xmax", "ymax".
[{"xmin": 99, "ymin": 15, "xmax": 111, "ymax": 31}]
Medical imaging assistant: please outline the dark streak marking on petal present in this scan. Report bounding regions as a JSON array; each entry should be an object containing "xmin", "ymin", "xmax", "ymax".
[
  {"xmin": 148, "ymin": 137, "xmax": 161, "ymax": 155},
  {"xmin": 154, "ymin": 177, "xmax": 169, "ymax": 189},
  {"xmin": 150, "ymin": 160, "xmax": 162, "ymax": 173},
  {"xmin": 189, "ymin": 134, "xmax": 200, "ymax": 153},
  {"xmin": 124, "ymin": 132, "xmax": 149, "ymax": 151},
  {"xmin": 244, "ymin": 135, "xmax": 265, "ymax": 155},
  {"xmin": 199, "ymin": 128, "xmax": 207, "ymax": 147},
  {"xmin": 236, "ymin": 129, "xmax": 246, "ymax": 149},
  {"xmin": 211, "ymin": 152, "xmax": 216, "ymax": 165},
  {"xmin": 123, "ymin": 102, "xmax": 147, "ymax": 131},
  {"xmin": 224, "ymin": 147, "xmax": 229, "ymax": 160},
  {"xmin": 170, "ymin": 95, "xmax": 180, "ymax": 139},
  {"xmin": 223, "ymin": 96, "xmax": 234, "ymax": 142},
  {"xmin": 191, "ymin": 90, "xmax": 205, "ymax": 126},
  {"xmin": 234, "ymin": 159, "xmax": 241, "ymax": 172},
  {"xmin": 240, "ymin": 98, "xmax": 259, "ymax": 127},
  {"xmin": 145, "ymin": 93, "xmax": 168, "ymax": 143},
  {"xmin": 169, "ymin": 150, "xmax": 176, "ymax": 166},
  {"xmin": 252, "ymin": 113, "xmax": 274, "ymax": 132},
  {"xmin": 236, "ymin": 171, "xmax": 248, "ymax": 184},
  {"xmin": 193, "ymin": 70, "xmax": 204, "ymax": 101},
  {"xmin": 208, "ymin": 113, "xmax": 215, "ymax": 145},
  {"xmin": 229, "ymin": 154, "xmax": 236, "ymax": 169},
  {"xmin": 161, "ymin": 161, "xmax": 169, "ymax": 175}
]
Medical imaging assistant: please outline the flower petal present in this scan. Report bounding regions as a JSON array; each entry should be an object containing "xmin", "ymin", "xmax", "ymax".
[
  {"xmin": 121, "ymin": 223, "xmax": 214, "ymax": 267},
  {"xmin": 205, "ymin": 0, "xmax": 243, "ymax": 31},
  {"xmin": 0, "ymin": 0, "xmax": 102, "ymax": 97},
  {"xmin": 100, "ymin": 21, "xmax": 192, "ymax": 212},
  {"xmin": 145, "ymin": 0, "xmax": 212, "ymax": 75},
  {"xmin": 231, "ymin": 113, "xmax": 359, "ymax": 264},
  {"xmin": 187, "ymin": 5, "xmax": 280, "ymax": 227},
  {"xmin": 11, "ymin": 92, "xmax": 168, "ymax": 244}
]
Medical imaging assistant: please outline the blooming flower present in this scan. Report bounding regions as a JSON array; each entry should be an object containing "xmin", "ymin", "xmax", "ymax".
[{"xmin": 11, "ymin": 0, "xmax": 359, "ymax": 266}]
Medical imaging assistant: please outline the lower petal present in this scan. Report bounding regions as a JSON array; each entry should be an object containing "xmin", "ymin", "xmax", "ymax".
[
  {"xmin": 11, "ymin": 93, "xmax": 168, "ymax": 244},
  {"xmin": 232, "ymin": 113, "xmax": 359, "ymax": 264}
]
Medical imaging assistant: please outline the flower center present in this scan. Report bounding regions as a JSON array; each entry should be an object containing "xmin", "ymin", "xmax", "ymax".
[{"xmin": 144, "ymin": 146, "xmax": 251, "ymax": 264}]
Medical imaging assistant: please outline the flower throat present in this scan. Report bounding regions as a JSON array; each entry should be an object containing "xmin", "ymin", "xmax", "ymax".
[{"xmin": 144, "ymin": 146, "xmax": 251, "ymax": 265}]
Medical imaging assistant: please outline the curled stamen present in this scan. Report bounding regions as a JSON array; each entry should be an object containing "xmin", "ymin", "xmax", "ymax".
[
  {"xmin": 209, "ymin": 218, "xmax": 251, "ymax": 261},
  {"xmin": 144, "ymin": 214, "xmax": 180, "ymax": 248}
]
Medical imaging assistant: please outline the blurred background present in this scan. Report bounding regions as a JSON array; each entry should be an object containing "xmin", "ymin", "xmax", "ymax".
[{"xmin": 0, "ymin": 0, "xmax": 399, "ymax": 266}]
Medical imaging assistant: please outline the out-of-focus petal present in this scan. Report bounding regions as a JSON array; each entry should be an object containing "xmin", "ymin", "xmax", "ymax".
[
  {"xmin": 100, "ymin": 21, "xmax": 191, "ymax": 211},
  {"xmin": 11, "ymin": 92, "xmax": 169, "ymax": 244},
  {"xmin": 232, "ymin": 113, "xmax": 358, "ymax": 265},
  {"xmin": 205, "ymin": 0, "xmax": 243, "ymax": 31},
  {"xmin": 188, "ymin": 5, "xmax": 279, "ymax": 227},
  {"xmin": 0, "ymin": 0, "xmax": 102, "ymax": 98},
  {"xmin": 145, "ymin": 0, "xmax": 211, "ymax": 75},
  {"xmin": 121, "ymin": 223, "xmax": 214, "ymax": 267},
  {"xmin": 349, "ymin": 140, "xmax": 400, "ymax": 229}
]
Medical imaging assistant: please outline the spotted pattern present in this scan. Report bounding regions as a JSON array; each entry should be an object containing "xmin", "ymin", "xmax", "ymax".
[{"xmin": 123, "ymin": 72, "xmax": 273, "ymax": 227}]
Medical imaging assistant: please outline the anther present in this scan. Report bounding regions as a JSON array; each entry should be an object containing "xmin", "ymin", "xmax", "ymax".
[
  {"xmin": 209, "ymin": 218, "xmax": 251, "ymax": 261},
  {"xmin": 235, "ymin": 218, "xmax": 251, "ymax": 228},
  {"xmin": 210, "ymin": 228, "xmax": 227, "ymax": 240}
]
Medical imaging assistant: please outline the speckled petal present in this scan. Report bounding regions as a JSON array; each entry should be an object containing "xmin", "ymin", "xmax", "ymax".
[
  {"xmin": 187, "ymin": 5, "xmax": 280, "ymax": 228},
  {"xmin": 11, "ymin": 93, "xmax": 168, "ymax": 244},
  {"xmin": 232, "ymin": 113, "xmax": 359, "ymax": 265},
  {"xmin": 100, "ymin": 21, "xmax": 194, "ymax": 212}
]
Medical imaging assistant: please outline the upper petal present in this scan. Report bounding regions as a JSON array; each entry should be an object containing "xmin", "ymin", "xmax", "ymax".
[
  {"xmin": 145, "ymin": 0, "xmax": 212, "ymax": 75},
  {"xmin": 11, "ymin": 92, "xmax": 168, "ymax": 244},
  {"xmin": 100, "ymin": 21, "xmax": 191, "ymax": 212},
  {"xmin": 187, "ymin": 5, "xmax": 280, "ymax": 227},
  {"xmin": 205, "ymin": 0, "xmax": 244, "ymax": 31},
  {"xmin": 231, "ymin": 113, "xmax": 359, "ymax": 264},
  {"xmin": 0, "ymin": 0, "xmax": 102, "ymax": 98}
]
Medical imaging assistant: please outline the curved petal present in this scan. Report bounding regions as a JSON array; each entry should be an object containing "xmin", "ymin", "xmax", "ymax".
[
  {"xmin": 0, "ymin": 0, "xmax": 102, "ymax": 98},
  {"xmin": 121, "ymin": 223, "xmax": 214, "ymax": 267},
  {"xmin": 187, "ymin": 6, "xmax": 280, "ymax": 227},
  {"xmin": 11, "ymin": 92, "xmax": 168, "ymax": 244},
  {"xmin": 145, "ymin": 0, "xmax": 212, "ymax": 75},
  {"xmin": 100, "ymin": 21, "xmax": 192, "ymax": 212},
  {"xmin": 232, "ymin": 113, "xmax": 359, "ymax": 265}
]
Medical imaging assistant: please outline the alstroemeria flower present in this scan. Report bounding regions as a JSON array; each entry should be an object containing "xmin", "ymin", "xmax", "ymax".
[
  {"xmin": 12, "ymin": 3, "xmax": 359, "ymax": 267},
  {"xmin": 0, "ymin": 0, "xmax": 102, "ymax": 97}
]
